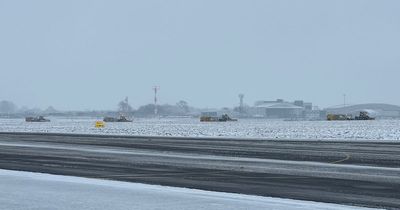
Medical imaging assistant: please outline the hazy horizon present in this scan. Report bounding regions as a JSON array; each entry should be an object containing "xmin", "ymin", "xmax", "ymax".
[{"xmin": 1, "ymin": 0, "xmax": 399, "ymax": 110}]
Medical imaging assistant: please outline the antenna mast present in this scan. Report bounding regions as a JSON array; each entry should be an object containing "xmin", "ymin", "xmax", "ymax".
[
  {"xmin": 238, "ymin": 94, "xmax": 244, "ymax": 114},
  {"xmin": 153, "ymin": 86, "xmax": 160, "ymax": 116}
]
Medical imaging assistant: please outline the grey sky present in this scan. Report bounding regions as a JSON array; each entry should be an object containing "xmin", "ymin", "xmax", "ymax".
[{"xmin": 1, "ymin": 0, "xmax": 399, "ymax": 110}]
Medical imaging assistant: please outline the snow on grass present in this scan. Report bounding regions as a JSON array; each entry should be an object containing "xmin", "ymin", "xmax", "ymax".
[{"xmin": 1, "ymin": 117, "xmax": 400, "ymax": 140}]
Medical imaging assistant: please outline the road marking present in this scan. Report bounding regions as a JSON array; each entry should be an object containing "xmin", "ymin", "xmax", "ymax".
[
  {"xmin": 91, "ymin": 173, "xmax": 312, "ymax": 180},
  {"xmin": 91, "ymin": 171, "xmax": 228, "ymax": 179},
  {"xmin": 331, "ymin": 154, "xmax": 351, "ymax": 164}
]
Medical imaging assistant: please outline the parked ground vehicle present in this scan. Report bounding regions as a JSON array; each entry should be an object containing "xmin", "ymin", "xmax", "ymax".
[
  {"xmin": 103, "ymin": 116, "xmax": 132, "ymax": 122},
  {"xmin": 200, "ymin": 112, "xmax": 237, "ymax": 122},
  {"xmin": 327, "ymin": 114, "xmax": 352, "ymax": 121},
  {"xmin": 25, "ymin": 116, "xmax": 50, "ymax": 122},
  {"xmin": 327, "ymin": 111, "xmax": 375, "ymax": 121},
  {"xmin": 354, "ymin": 111, "xmax": 375, "ymax": 120}
]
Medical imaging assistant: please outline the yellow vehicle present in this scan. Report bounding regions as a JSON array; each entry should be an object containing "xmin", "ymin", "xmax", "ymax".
[
  {"xmin": 95, "ymin": 121, "xmax": 105, "ymax": 128},
  {"xmin": 327, "ymin": 114, "xmax": 352, "ymax": 121},
  {"xmin": 200, "ymin": 112, "xmax": 219, "ymax": 122},
  {"xmin": 327, "ymin": 111, "xmax": 375, "ymax": 121}
]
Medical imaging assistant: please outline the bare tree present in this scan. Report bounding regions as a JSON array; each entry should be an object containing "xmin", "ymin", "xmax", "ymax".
[
  {"xmin": 176, "ymin": 100, "xmax": 189, "ymax": 114},
  {"xmin": 118, "ymin": 97, "xmax": 133, "ymax": 115}
]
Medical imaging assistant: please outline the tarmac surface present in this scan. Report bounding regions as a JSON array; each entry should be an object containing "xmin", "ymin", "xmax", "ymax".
[{"xmin": 0, "ymin": 132, "xmax": 399, "ymax": 209}]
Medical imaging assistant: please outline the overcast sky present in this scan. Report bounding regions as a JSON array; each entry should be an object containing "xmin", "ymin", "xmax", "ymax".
[{"xmin": 1, "ymin": 0, "xmax": 399, "ymax": 110}]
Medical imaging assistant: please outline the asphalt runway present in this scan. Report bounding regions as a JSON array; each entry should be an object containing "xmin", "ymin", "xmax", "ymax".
[{"xmin": 0, "ymin": 132, "xmax": 399, "ymax": 209}]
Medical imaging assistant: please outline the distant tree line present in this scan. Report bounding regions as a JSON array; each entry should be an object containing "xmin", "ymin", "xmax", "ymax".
[
  {"xmin": 0, "ymin": 98, "xmax": 237, "ymax": 118},
  {"xmin": 0, "ymin": 100, "xmax": 17, "ymax": 113},
  {"xmin": 134, "ymin": 100, "xmax": 192, "ymax": 117}
]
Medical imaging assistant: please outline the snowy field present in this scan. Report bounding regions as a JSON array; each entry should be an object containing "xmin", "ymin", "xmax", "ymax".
[
  {"xmin": 0, "ymin": 117, "xmax": 400, "ymax": 140},
  {"xmin": 0, "ymin": 169, "xmax": 380, "ymax": 210}
]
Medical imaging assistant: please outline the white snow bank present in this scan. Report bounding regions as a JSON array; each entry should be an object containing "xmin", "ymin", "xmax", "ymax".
[{"xmin": 0, "ymin": 169, "xmax": 380, "ymax": 210}]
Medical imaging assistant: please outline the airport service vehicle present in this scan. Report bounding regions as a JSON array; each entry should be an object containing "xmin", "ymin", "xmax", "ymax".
[
  {"xmin": 25, "ymin": 116, "xmax": 50, "ymax": 122},
  {"xmin": 200, "ymin": 112, "xmax": 237, "ymax": 122},
  {"xmin": 103, "ymin": 116, "xmax": 132, "ymax": 122},
  {"xmin": 327, "ymin": 111, "xmax": 375, "ymax": 121}
]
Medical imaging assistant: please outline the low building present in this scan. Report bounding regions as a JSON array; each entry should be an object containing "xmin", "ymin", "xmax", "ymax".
[{"xmin": 254, "ymin": 99, "xmax": 316, "ymax": 119}]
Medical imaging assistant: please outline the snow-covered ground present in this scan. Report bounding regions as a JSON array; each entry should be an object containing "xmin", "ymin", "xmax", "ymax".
[
  {"xmin": 0, "ymin": 169, "xmax": 380, "ymax": 210},
  {"xmin": 1, "ymin": 117, "xmax": 400, "ymax": 140}
]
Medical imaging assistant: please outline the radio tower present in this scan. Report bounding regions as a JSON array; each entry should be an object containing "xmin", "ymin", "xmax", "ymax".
[
  {"xmin": 239, "ymin": 94, "xmax": 244, "ymax": 114},
  {"xmin": 153, "ymin": 86, "xmax": 160, "ymax": 116}
]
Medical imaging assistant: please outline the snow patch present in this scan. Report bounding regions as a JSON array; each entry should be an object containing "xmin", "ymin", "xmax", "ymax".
[{"xmin": 0, "ymin": 169, "xmax": 381, "ymax": 210}]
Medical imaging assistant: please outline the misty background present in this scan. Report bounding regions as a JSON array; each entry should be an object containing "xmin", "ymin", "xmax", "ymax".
[{"xmin": 1, "ymin": 0, "xmax": 399, "ymax": 111}]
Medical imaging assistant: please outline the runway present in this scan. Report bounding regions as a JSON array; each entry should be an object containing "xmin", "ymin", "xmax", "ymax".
[{"xmin": 0, "ymin": 132, "xmax": 399, "ymax": 209}]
